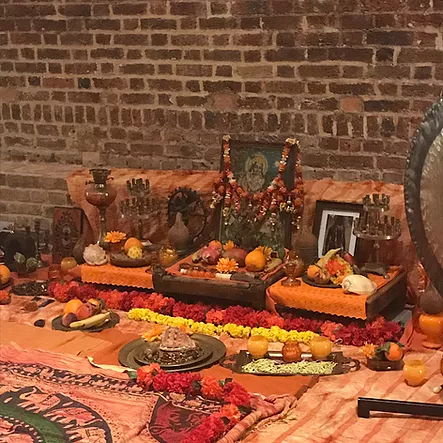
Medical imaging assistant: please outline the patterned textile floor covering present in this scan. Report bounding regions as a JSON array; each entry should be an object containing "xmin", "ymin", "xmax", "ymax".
[
  {"xmin": 243, "ymin": 347, "xmax": 443, "ymax": 443},
  {"xmin": 0, "ymin": 345, "xmax": 296, "ymax": 443}
]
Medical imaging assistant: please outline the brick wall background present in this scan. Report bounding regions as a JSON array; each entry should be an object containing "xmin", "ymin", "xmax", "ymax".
[{"xmin": 1, "ymin": 0, "xmax": 443, "ymax": 228}]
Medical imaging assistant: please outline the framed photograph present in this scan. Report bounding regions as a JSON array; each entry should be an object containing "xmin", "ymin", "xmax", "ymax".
[
  {"xmin": 52, "ymin": 207, "xmax": 85, "ymax": 264},
  {"xmin": 215, "ymin": 138, "xmax": 297, "ymax": 249},
  {"xmin": 313, "ymin": 201, "xmax": 363, "ymax": 258}
]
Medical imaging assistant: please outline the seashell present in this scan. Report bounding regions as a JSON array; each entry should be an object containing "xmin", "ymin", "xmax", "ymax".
[
  {"xmin": 342, "ymin": 275, "xmax": 377, "ymax": 296},
  {"xmin": 83, "ymin": 244, "xmax": 108, "ymax": 266}
]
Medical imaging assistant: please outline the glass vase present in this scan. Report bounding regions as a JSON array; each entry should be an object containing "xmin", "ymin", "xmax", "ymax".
[{"xmin": 85, "ymin": 168, "xmax": 117, "ymax": 247}]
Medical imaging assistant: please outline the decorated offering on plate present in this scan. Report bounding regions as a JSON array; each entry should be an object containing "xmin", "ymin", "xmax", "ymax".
[
  {"xmin": 361, "ymin": 341, "xmax": 405, "ymax": 371},
  {"xmin": 52, "ymin": 297, "xmax": 119, "ymax": 332},
  {"xmin": 119, "ymin": 327, "xmax": 226, "ymax": 371},
  {"xmin": 188, "ymin": 240, "xmax": 283, "ymax": 280},
  {"xmin": 304, "ymin": 248, "xmax": 355, "ymax": 288},
  {"xmin": 109, "ymin": 236, "xmax": 156, "ymax": 267},
  {"xmin": 221, "ymin": 349, "xmax": 360, "ymax": 376},
  {"xmin": 309, "ymin": 336, "xmax": 333, "ymax": 360}
]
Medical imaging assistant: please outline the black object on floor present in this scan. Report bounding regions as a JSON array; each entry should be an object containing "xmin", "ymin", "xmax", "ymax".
[
  {"xmin": 34, "ymin": 319, "xmax": 45, "ymax": 328},
  {"xmin": 358, "ymin": 397, "xmax": 443, "ymax": 419}
]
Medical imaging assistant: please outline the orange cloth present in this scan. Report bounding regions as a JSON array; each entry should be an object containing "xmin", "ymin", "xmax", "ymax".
[
  {"xmin": 268, "ymin": 269, "xmax": 402, "ymax": 320},
  {"xmin": 80, "ymin": 263, "xmax": 153, "ymax": 289}
]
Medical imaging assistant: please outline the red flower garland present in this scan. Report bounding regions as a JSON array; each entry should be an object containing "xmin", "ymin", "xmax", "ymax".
[
  {"xmin": 135, "ymin": 364, "xmax": 250, "ymax": 443},
  {"xmin": 48, "ymin": 281, "xmax": 403, "ymax": 346}
]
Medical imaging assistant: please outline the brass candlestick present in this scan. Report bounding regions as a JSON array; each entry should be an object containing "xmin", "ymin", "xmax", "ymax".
[{"xmin": 353, "ymin": 193, "xmax": 401, "ymax": 278}]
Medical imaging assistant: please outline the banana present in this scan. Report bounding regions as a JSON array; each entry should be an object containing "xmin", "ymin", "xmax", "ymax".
[{"xmin": 70, "ymin": 311, "xmax": 111, "ymax": 329}]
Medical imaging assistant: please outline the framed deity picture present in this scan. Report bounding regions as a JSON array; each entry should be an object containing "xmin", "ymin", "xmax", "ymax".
[
  {"xmin": 215, "ymin": 138, "xmax": 298, "ymax": 250},
  {"xmin": 52, "ymin": 207, "xmax": 85, "ymax": 263},
  {"xmin": 313, "ymin": 201, "xmax": 363, "ymax": 258}
]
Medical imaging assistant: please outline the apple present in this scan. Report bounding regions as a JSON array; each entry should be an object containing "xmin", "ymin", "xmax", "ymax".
[{"xmin": 343, "ymin": 252, "xmax": 355, "ymax": 266}]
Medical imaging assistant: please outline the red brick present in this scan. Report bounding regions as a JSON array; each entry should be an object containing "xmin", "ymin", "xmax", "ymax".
[
  {"xmin": 204, "ymin": 50, "xmax": 241, "ymax": 62},
  {"xmin": 171, "ymin": 35, "xmax": 208, "ymax": 46},
  {"xmin": 112, "ymin": 4, "xmax": 147, "ymax": 15},
  {"xmin": 60, "ymin": 33, "xmax": 93, "ymax": 45},
  {"xmin": 176, "ymin": 96, "xmax": 207, "ymax": 107},
  {"xmin": 176, "ymin": 64, "xmax": 212, "ymax": 77},
  {"xmin": 145, "ymin": 49, "xmax": 182, "ymax": 60},
  {"xmin": 265, "ymin": 48, "xmax": 304, "ymax": 61},
  {"xmin": 340, "ymin": 97, "xmax": 363, "ymax": 113},
  {"xmin": 397, "ymin": 48, "xmax": 443, "ymax": 63},
  {"xmin": 262, "ymin": 16, "xmax": 302, "ymax": 30},
  {"xmin": 141, "ymin": 19, "xmax": 177, "ymax": 30},
  {"xmin": 277, "ymin": 65, "xmax": 294, "ymax": 77},
  {"xmin": 37, "ymin": 49, "xmax": 70, "ymax": 60},
  {"xmin": 10, "ymin": 33, "xmax": 41, "ymax": 45},
  {"xmin": 67, "ymin": 92, "xmax": 100, "ymax": 104},
  {"xmin": 203, "ymin": 81, "xmax": 242, "ymax": 93},
  {"xmin": 148, "ymin": 79, "xmax": 182, "ymax": 91},
  {"xmin": 121, "ymin": 64, "xmax": 154, "ymax": 75},
  {"xmin": 402, "ymin": 84, "xmax": 443, "ymax": 97},
  {"xmin": 364, "ymin": 100, "xmax": 409, "ymax": 112},
  {"xmin": 86, "ymin": 19, "xmax": 120, "ymax": 31},
  {"xmin": 265, "ymin": 81, "xmax": 303, "ymax": 93},
  {"xmin": 65, "ymin": 63, "xmax": 97, "ymax": 74},
  {"xmin": 298, "ymin": 64, "xmax": 340, "ymax": 78},
  {"xmin": 367, "ymin": 30, "xmax": 413, "ymax": 45},
  {"xmin": 42, "ymin": 78, "xmax": 74, "ymax": 89},
  {"xmin": 330, "ymin": 83, "xmax": 374, "ymax": 95},
  {"xmin": 114, "ymin": 34, "xmax": 149, "ymax": 45},
  {"xmin": 170, "ymin": 2, "xmax": 206, "ymax": 15},
  {"xmin": 90, "ymin": 48, "xmax": 124, "ymax": 59},
  {"xmin": 93, "ymin": 78, "xmax": 127, "ymax": 89},
  {"xmin": 199, "ymin": 17, "xmax": 238, "ymax": 29},
  {"xmin": 215, "ymin": 65, "xmax": 232, "ymax": 77},
  {"xmin": 59, "ymin": 5, "xmax": 91, "ymax": 16}
]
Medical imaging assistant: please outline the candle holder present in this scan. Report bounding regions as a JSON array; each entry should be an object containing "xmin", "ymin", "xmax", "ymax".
[
  {"xmin": 120, "ymin": 178, "xmax": 160, "ymax": 241},
  {"xmin": 353, "ymin": 193, "xmax": 401, "ymax": 278}
]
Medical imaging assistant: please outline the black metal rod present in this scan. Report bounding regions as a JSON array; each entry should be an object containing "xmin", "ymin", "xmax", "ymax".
[{"xmin": 358, "ymin": 397, "xmax": 443, "ymax": 419}]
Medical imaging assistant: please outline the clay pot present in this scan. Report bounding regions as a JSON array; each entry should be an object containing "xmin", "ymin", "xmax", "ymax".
[{"xmin": 167, "ymin": 213, "xmax": 189, "ymax": 251}]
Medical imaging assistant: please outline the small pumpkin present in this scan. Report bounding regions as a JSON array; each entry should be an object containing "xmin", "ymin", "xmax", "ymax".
[{"xmin": 282, "ymin": 341, "xmax": 302, "ymax": 363}]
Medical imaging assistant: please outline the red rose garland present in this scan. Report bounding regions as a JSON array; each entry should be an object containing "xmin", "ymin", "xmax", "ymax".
[
  {"xmin": 48, "ymin": 281, "xmax": 404, "ymax": 346},
  {"xmin": 135, "ymin": 364, "xmax": 251, "ymax": 443}
]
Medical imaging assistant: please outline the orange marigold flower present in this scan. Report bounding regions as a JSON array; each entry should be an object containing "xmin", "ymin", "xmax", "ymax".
[
  {"xmin": 104, "ymin": 231, "xmax": 126, "ymax": 243},
  {"xmin": 223, "ymin": 240, "xmax": 235, "ymax": 251},
  {"xmin": 201, "ymin": 376, "xmax": 224, "ymax": 400}
]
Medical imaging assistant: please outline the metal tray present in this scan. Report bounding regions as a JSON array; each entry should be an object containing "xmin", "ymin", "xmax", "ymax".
[
  {"xmin": 133, "ymin": 338, "xmax": 213, "ymax": 369},
  {"xmin": 301, "ymin": 273, "xmax": 341, "ymax": 289},
  {"xmin": 220, "ymin": 350, "xmax": 360, "ymax": 376},
  {"xmin": 119, "ymin": 334, "xmax": 226, "ymax": 372},
  {"xmin": 52, "ymin": 311, "xmax": 120, "ymax": 332},
  {"xmin": 12, "ymin": 280, "xmax": 48, "ymax": 296},
  {"xmin": 405, "ymin": 97, "xmax": 443, "ymax": 298}
]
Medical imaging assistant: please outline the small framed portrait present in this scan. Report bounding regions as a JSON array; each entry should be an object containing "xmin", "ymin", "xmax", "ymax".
[{"xmin": 313, "ymin": 201, "xmax": 363, "ymax": 258}]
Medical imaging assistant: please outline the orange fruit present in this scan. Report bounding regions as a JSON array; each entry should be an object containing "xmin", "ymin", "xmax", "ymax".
[
  {"xmin": 0, "ymin": 264, "xmax": 11, "ymax": 284},
  {"xmin": 124, "ymin": 237, "xmax": 143, "ymax": 253},
  {"xmin": 64, "ymin": 299, "xmax": 83, "ymax": 315},
  {"xmin": 307, "ymin": 264, "xmax": 320, "ymax": 280},
  {"xmin": 384, "ymin": 342, "xmax": 403, "ymax": 361}
]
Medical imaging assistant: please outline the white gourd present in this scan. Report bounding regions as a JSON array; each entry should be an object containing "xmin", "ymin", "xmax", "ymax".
[{"xmin": 341, "ymin": 275, "xmax": 377, "ymax": 296}]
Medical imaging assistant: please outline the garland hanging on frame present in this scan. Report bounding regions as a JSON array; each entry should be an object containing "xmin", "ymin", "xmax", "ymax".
[{"xmin": 210, "ymin": 136, "xmax": 305, "ymax": 231}]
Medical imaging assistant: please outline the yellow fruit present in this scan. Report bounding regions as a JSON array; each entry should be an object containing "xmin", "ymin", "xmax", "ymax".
[
  {"xmin": 124, "ymin": 237, "xmax": 143, "ymax": 253},
  {"xmin": 127, "ymin": 246, "xmax": 143, "ymax": 259},
  {"xmin": 255, "ymin": 246, "xmax": 272, "ymax": 262},
  {"xmin": 64, "ymin": 299, "xmax": 83, "ymax": 315},
  {"xmin": 0, "ymin": 265, "xmax": 10, "ymax": 284},
  {"xmin": 245, "ymin": 249, "xmax": 266, "ymax": 272}
]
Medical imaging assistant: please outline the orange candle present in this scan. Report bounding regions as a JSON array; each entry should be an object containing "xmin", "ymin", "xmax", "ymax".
[
  {"xmin": 310, "ymin": 336, "xmax": 333, "ymax": 360},
  {"xmin": 403, "ymin": 360, "xmax": 426, "ymax": 387},
  {"xmin": 247, "ymin": 336, "xmax": 269, "ymax": 359}
]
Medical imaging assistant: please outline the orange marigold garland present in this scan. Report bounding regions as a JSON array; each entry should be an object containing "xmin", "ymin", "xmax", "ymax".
[
  {"xmin": 134, "ymin": 364, "xmax": 251, "ymax": 443},
  {"xmin": 210, "ymin": 136, "xmax": 304, "ymax": 227}
]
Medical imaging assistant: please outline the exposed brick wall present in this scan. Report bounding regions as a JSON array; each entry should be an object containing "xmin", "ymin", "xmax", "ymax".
[{"xmin": 1, "ymin": 0, "xmax": 443, "ymax": 227}]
